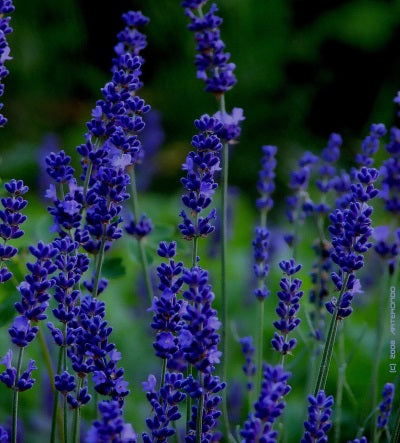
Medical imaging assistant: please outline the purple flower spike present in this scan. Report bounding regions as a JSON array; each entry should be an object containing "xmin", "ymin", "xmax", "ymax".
[
  {"xmin": 272, "ymin": 260, "xmax": 304, "ymax": 356},
  {"xmin": 0, "ymin": 0, "xmax": 14, "ymax": 127},
  {"xmin": 0, "ymin": 349, "xmax": 36, "ymax": 392},
  {"xmin": 183, "ymin": 2, "xmax": 237, "ymax": 95},
  {"xmin": 87, "ymin": 400, "xmax": 137, "ymax": 443},
  {"xmin": 240, "ymin": 336, "xmax": 256, "ymax": 391},
  {"xmin": 301, "ymin": 390, "xmax": 334, "ymax": 443},
  {"xmin": 214, "ymin": 107, "xmax": 245, "ymax": 144},
  {"xmin": 241, "ymin": 364, "xmax": 291, "ymax": 442},
  {"xmin": 179, "ymin": 115, "xmax": 222, "ymax": 239},
  {"xmin": 377, "ymin": 383, "xmax": 395, "ymax": 430},
  {"xmin": 256, "ymin": 145, "xmax": 277, "ymax": 212}
]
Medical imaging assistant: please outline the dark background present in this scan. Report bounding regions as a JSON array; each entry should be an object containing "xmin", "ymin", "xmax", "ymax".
[{"xmin": 2, "ymin": 0, "xmax": 400, "ymax": 203}]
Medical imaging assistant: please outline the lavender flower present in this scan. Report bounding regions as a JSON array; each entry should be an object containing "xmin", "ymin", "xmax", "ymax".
[
  {"xmin": 271, "ymin": 259, "xmax": 304, "ymax": 356},
  {"xmin": 0, "ymin": 0, "xmax": 14, "ymax": 127},
  {"xmin": 301, "ymin": 390, "xmax": 334, "ymax": 443},
  {"xmin": 376, "ymin": 383, "xmax": 395, "ymax": 430},
  {"xmin": 0, "ymin": 349, "xmax": 36, "ymax": 392},
  {"xmin": 253, "ymin": 227, "xmax": 271, "ymax": 301},
  {"xmin": 179, "ymin": 115, "xmax": 223, "ymax": 239},
  {"xmin": 355, "ymin": 123, "xmax": 386, "ymax": 167},
  {"xmin": 326, "ymin": 167, "xmax": 379, "ymax": 318},
  {"xmin": 183, "ymin": 2, "xmax": 236, "ymax": 95},
  {"xmin": 214, "ymin": 107, "xmax": 245, "ymax": 145},
  {"xmin": 240, "ymin": 364, "xmax": 291, "ymax": 442},
  {"xmin": 178, "ymin": 266, "xmax": 225, "ymax": 441},
  {"xmin": 0, "ymin": 179, "xmax": 28, "ymax": 283},
  {"xmin": 348, "ymin": 438, "xmax": 367, "ymax": 443},
  {"xmin": 0, "ymin": 426, "xmax": 8, "ymax": 442},
  {"xmin": 10, "ymin": 242, "xmax": 57, "ymax": 346},
  {"xmin": 256, "ymin": 145, "xmax": 277, "ymax": 212},
  {"xmin": 380, "ymin": 126, "xmax": 400, "ymax": 214},
  {"xmin": 239, "ymin": 336, "xmax": 256, "ymax": 391},
  {"xmin": 87, "ymin": 400, "xmax": 137, "ymax": 443},
  {"xmin": 142, "ymin": 372, "xmax": 186, "ymax": 442}
]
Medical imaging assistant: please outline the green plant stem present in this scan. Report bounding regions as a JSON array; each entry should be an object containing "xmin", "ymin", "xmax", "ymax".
[
  {"xmin": 195, "ymin": 373, "xmax": 205, "ymax": 443},
  {"xmin": 219, "ymin": 93, "xmax": 235, "ymax": 443},
  {"xmin": 92, "ymin": 230, "xmax": 107, "ymax": 298},
  {"xmin": 186, "ymin": 364, "xmax": 193, "ymax": 435},
  {"xmin": 37, "ymin": 327, "xmax": 55, "ymax": 389},
  {"xmin": 130, "ymin": 167, "xmax": 153, "ymax": 304},
  {"xmin": 83, "ymin": 161, "xmax": 93, "ymax": 201},
  {"xmin": 64, "ymin": 396, "xmax": 68, "ymax": 443},
  {"xmin": 72, "ymin": 378, "xmax": 84, "ymax": 443},
  {"xmin": 334, "ymin": 330, "xmax": 345, "ymax": 443},
  {"xmin": 12, "ymin": 347, "xmax": 24, "ymax": 443},
  {"xmin": 314, "ymin": 273, "xmax": 350, "ymax": 396},
  {"xmin": 256, "ymin": 299, "xmax": 265, "ymax": 394},
  {"xmin": 50, "ymin": 346, "xmax": 65, "ymax": 443},
  {"xmin": 371, "ymin": 265, "xmax": 389, "ymax": 442},
  {"xmin": 161, "ymin": 359, "xmax": 167, "ymax": 388}
]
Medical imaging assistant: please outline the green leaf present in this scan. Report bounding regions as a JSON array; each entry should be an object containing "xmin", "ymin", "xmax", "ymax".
[{"xmin": 102, "ymin": 257, "xmax": 126, "ymax": 279}]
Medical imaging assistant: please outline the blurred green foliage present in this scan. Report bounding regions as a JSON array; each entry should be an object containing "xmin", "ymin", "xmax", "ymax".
[{"xmin": 0, "ymin": 1, "xmax": 399, "ymax": 441}]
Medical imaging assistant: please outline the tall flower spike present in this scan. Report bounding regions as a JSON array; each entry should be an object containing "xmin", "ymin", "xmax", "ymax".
[
  {"xmin": 376, "ymin": 383, "xmax": 395, "ymax": 430},
  {"xmin": 183, "ymin": 2, "xmax": 236, "ymax": 95},
  {"xmin": 178, "ymin": 266, "xmax": 225, "ymax": 442},
  {"xmin": 0, "ymin": 179, "xmax": 29, "ymax": 283},
  {"xmin": 240, "ymin": 364, "xmax": 291, "ymax": 442},
  {"xmin": 380, "ymin": 125, "xmax": 400, "ymax": 215},
  {"xmin": 301, "ymin": 390, "xmax": 334, "ymax": 443},
  {"xmin": 239, "ymin": 336, "xmax": 256, "ymax": 391},
  {"xmin": 0, "ymin": 0, "xmax": 15, "ymax": 127},
  {"xmin": 87, "ymin": 400, "xmax": 137, "ymax": 443},
  {"xmin": 326, "ymin": 167, "xmax": 379, "ymax": 318},
  {"xmin": 179, "ymin": 115, "xmax": 223, "ymax": 239},
  {"xmin": 271, "ymin": 259, "xmax": 304, "ymax": 357}
]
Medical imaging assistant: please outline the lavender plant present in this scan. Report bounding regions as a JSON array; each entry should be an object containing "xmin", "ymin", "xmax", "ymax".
[{"xmin": 0, "ymin": 2, "xmax": 399, "ymax": 443}]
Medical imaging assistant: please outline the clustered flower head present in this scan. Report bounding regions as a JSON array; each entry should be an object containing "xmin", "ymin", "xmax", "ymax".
[
  {"xmin": 376, "ymin": 382, "xmax": 395, "ymax": 430},
  {"xmin": 0, "ymin": 179, "xmax": 28, "ymax": 283},
  {"xmin": 239, "ymin": 336, "xmax": 256, "ymax": 391},
  {"xmin": 0, "ymin": 0, "xmax": 14, "ymax": 127},
  {"xmin": 271, "ymin": 259, "xmax": 304, "ymax": 355},
  {"xmin": 355, "ymin": 123, "xmax": 386, "ymax": 168},
  {"xmin": 0, "ymin": 349, "xmax": 36, "ymax": 392},
  {"xmin": 327, "ymin": 166, "xmax": 379, "ymax": 318},
  {"xmin": 87, "ymin": 400, "xmax": 137, "ymax": 443},
  {"xmin": 150, "ymin": 241, "xmax": 186, "ymax": 370},
  {"xmin": 380, "ymin": 124, "xmax": 400, "ymax": 215},
  {"xmin": 240, "ymin": 364, "xmax": 291, "ymax": 442},
  {"xmin": 256, "ymin": 145, "xmax": 277, "ymax": 212},
  {"xmin": 10, "ymin": 242, "xmax": 57, "ymax": 346},
  {"xmin": 178, "ymin": 266, "xmax": 225, "ymax": 442},
  {"xmin": 253, "ymin": 227, "xmax": 271, "ymax": 301},
  {"xmin": 179, "ymin": 115, "xmax": 223, "ymax": 239},
  {"xmin": 301, "ymin": 390, "xmax": 334, "ymax": 443},
  {"xmin": 142, "ymin": 372, "xmax": 186, "ymax": 442},
  {"xmin": 183, "ymin": 1, "xmax": 236, "ymax": 95}
]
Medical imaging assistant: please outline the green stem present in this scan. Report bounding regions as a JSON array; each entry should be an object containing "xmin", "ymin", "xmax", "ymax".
[
  {"xmin": 72, "ymin": 378, "xmax": 84, "ymax": 443},
  {"xmin": 314, "ymin": 273, "xmax": 350, "ymax": 396},
  {"xmin": 37, "ymin": 327, "xmax": 55, "ymax": 389},
  {"xmin": 334, "ymin": 330, "xmax": 345, "ymax": 443},
  {"xmin": 195, "ymin": 374, "xmax": 205, "ymax": 443},
  {"xmin": 390, "ymin": 409, "xmax": 400, "ymax": 443},
  {"xmin": 130, "ymin": 167, "xmax": 154, "ymax": 304},
  {"xmin": 219, "ymin": 94, "xmax": 233, "ymax": 441},
  {"xmin": 64, "ymin": 396, "xmax": 68, "ymax": 443},
  {"xmin": 256, "ymin": 299, "xmax": 265, "ymax": 394},
  {"xmin": 372, "ymin": 265, "xmax": 389, "ymax": 442},
  {"xmin": 12, "ymin": 347, "xmax": 24, "ymax": 443},
  {"xmin": 83, "ymin": 161, "xmax": 93, "ymax": 201},
  {"xmin": 50, "ymin": 346, "xmax": 65, "ymax": 443},
  {"xmin": 92, "ymin": 231, "xmax": 107, "ymax": 298},
  {"xmin": 161, "ymin": 359, "xmax": 167, "ymax": 388},
  {"xmin": 186, "ymin": 364, "xmax": 193, "ymax": 435}
]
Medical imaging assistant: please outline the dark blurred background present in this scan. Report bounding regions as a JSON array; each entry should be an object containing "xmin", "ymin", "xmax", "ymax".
[{"xmin": 2, "ymin": 0, "xmax": 400, "ymax": 204}]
